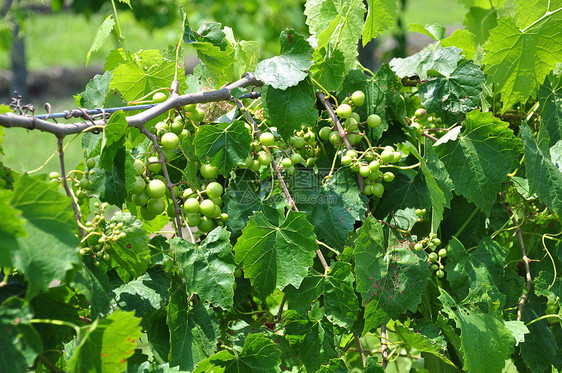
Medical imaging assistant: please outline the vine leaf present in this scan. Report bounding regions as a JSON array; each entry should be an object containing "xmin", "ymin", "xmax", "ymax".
[
  {"xmin": 86, "ymin": 16, "xmax": 115, "ymax": 66},
  {"xmin": 193, "ymin": 121, "xmax": 252, "ymax": 176},
  {"xmin": 463, "ymin": 6, "xmax": 498, "ymax": 45},
  {"xmin": 394, "ymin": 324, "xmax": 455, "ymax": 366},
  {"xmin": 353, "ymin": 217, "xmax": 430, "ymax": 335},
  {"xmin": 67, "ymin": 310, "xmax": 142, "ymax": 373},
  {"xmin": 233, "ymin": 211, "xmax": 317, "ymax": 298},
  {"xmin": 538, "ymin": 73, "xmax": 562, "ymax": 146},
  {"xmin": 521, "ymin": 125, "xmax": 562, "ymax": 216},
  {"xmin": 444, "ymin": 237, "xmax": 507, "ymax": 303},
  {"xmin": 168, "ymin": 277, "xmax": 220, "ymax": 371},
  {"xmin": 390, "ymin": 47, "xmax": 463, "ymax": 80},
  {"xmin": 482, "ymin": 10, "xmax": 562, "ymax": 112},
  {"xmin": 262, "ymin": 79, "xmax": 319, "ymax": 141},
  {"xmin": 111, "ymin": 269, "xmax": 169, "ymax": 317},
  {"xmin": 285, "ymin": 261, "xmax": 359, "ymax": 330},
  {"xmin": 0, "ymin": 298, "xmax": 42, "ymax": 372},
  {"xmin": 171, "ymin": 227, "xmax": 236, "ymax": 310},
  {"xmin": 284, "ymin": 310, "xmax": 338, "ymax": 372},
  {"xmin": 441, "ymin": 29, "xmax": 477, "ymax": 60},
  {"xmin": 73, "ymin": 261, "xmax": 112, "ymax": 319},
  {"xmin": 255, "ymin": 29, "xmax": 313, "ymax": 90},
  {"xmin": 436, "ymin": 110, "xmax": 522, "ymax": 216},
  {"xmin": 75, "ymin": 71, "xmax": 112, "ymax": 109},
  {"xmin": 408, "ymin": 23, "xmax": 446, "ymax": 40},
  {"xmin": 317, "ymin": 358, "xmax": 350, "ymax": 372},
  {"xmin": 439, "ymin": 289, "xmax": 516, "ymax": 373},
  {"xmin": 109, "ymin": 49, "xmax": 183, "ymax": 102},
  {"xmin": 363, "ymin": 0, "xmax": 398, "ymax": 45},
  {"xmin": 104, "ymin": 212, "xmax": 150, "ymax": 279},
  {"xmin": 407, "ymin": 140, "xmax": 453, "ymax": 232},
  {"xmin": 9, "ymin": 174, "xmax": 80, "ymax": 300},
  {"xmin": 310, "ymin": 48, "xmax": 346, "ymax": 92},
  {"xmin": 295, "ymin": 168, "xmax": 367, "ymax": 250},
  {"xmin": 193, "ymin": 333, "xmax": 281, "ymax": 373},
  {"xmin": 418, "ymin": 59, "xmax": 485, "ymax": 122},
  {"xmin": 305, "ymin": 0, "xmax": 366, "ymax": 69}
]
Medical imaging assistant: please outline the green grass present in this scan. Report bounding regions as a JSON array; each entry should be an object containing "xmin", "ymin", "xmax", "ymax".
[
  {"xmin": 0, "ymin": 10, "xmax": 183, "ymax": 71},
  {"xmin": 1, "ymin": 95, "xmax": 83, "ymax": 174}
]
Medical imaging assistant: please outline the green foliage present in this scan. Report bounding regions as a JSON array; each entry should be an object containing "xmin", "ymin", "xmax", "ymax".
[{"xmin": 1, "ymin": 1, "xmax": 562, "ymax": 372}]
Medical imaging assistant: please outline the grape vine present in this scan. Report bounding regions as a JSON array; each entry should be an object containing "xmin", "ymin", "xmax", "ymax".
[{"xmin": 0, "ymin": 1, "xmax": 561, "ymax": 373}]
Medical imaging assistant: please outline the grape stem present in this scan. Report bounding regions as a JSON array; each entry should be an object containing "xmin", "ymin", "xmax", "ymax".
[
  {"xmin": 57, "ymin": 137, "xmax": 85, "ymax": 237},
  {"xmin": 500, "ymin": 192, "xmax": 532, "ymax": 321},
  {"xmin": 140, "ymin": 127, "xmax": 184, "ymax": 239},
  {"xmin": 354, "ymin": 333, "xmax": 367, "ymax": 368}
]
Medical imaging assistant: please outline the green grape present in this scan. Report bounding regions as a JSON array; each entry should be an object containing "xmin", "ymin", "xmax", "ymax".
[
  {"xmin": 438, "ymin": 248, "xmax": 447, "ymax": 258},
  {"xmin": 428, "ymin": 252, "xmax": 438, "ymax": 261},
  {"xmin": 319, "ymin": 126, "xmax": 332, "ymax": 141},
  {"xmin": 336, "ymin": 104, "xmax": 352, "ymax": 118},
  {"xmin": 372, "ymin": 183, "xmax": 384, "ymax": 197},
  {"xmin": 435, "ymin": 269, "xmax": 445, "ymax": 278},
  {"xmin": 351, "ymin": 91, "xmax": 365, "ymax": 106},
  {"xmin": 341, "ymin": 155, "xmax": 353, "ymax": 166},
  {"xmin": 383, "ymin": 172, "xmax": 395, "ymax": 182},
  {"xmin": 414, "ymin": 243, "xmax": 424, "ymax": 251},
  {"xmin": 291, "ymin": 153, "xmax": 303, "ymax": 164}
]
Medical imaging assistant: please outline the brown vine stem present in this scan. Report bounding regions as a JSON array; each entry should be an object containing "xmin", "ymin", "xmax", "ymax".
[
  {"xmin": 140, "ymin": 127, "xmax": 183, "ymax": 239},
  {"xmin": 381, "ymin": 324, "xmax": 389, "ymax": 368},
  {"xmin": 57, "ymin": 137, "xmax": 85, "ymax": 237},
  {"xmin": 422, "ymin": 131, "xmax": 438, "ymax": 143},
  {"xmin": 499, "ymin": 192, "xmax": 532, "ymax": 320},
  {"xmin": 354, "ymin": 333, "xmax": 367, "ymax": 368},
  {"xmin": 316, "ymin": 92, "xmax": 365, "ymax": 192},
  {"xmin": 231, "ymin": 97, "xmax": 329, "ymax": 272},
  {"xmin": 275, "ymin": 295, "xmax": 286, "ymax": 324},
  {"xmin": 0, "ymin": 74, "xmax": 262, "ymax": 137}
]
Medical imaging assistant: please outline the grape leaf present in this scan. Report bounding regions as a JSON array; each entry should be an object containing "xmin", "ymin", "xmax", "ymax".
[
  {"xmin": 0, "ymin": 188, "xmax": 26, "ymax": 267},
  {"xmin": 73, "ymin": 261, "xmax": 112, "ymax": 319},
  {"xmin": 86, "ymin": 16, "xmax": 115, "ymax": 66},
  {"xmin": 262, "ymin": 79, "xmax": 319, "ymax": 141},
  {"xmin": 394, "ymin": 324, "xmax": 455, "ymax": 366},
  {"xmin": 68, "ymin": 310, "xmax": 142, "ymax": 373},
  {"xmin": 439, "ymin": 289, "xmax": 516, "ymax": 373},
  {"xmin": 284, "ymin": 310, "xmax": 337, "ymax": 372},
  {"xmin": 193, "ymin": 121, "xmax": 252, "ymax": 176},
  {"xmin": 408, "ymin": 23, "xmax": 446, "ymax": 40},
  {"xmin": 353, "ymin": 217, "xmax": 430, "ymax": 335},
  {"xmin": 483, "ymin": 12, "xmax": 562, "ymax": 112},
  {"xmin": 374, "ymin": 171, "xmax": 432, "ymax": 231},
  {"xmin": 9, "ymin": 174, "xmax": 80, "ymax": 300},
  {"xmin": 418, "ymin": 59, "xmax": 485, "ymax": 122},
  {"xmin": 104, "ymin": 212, "xmax": 150, "ymax": 279},
  {"xmin": 519, "ymin": 294, "xmax": 559, "ymax": 372},
  {"xmin": 186, "ymin": 42, "xmax": 236, "ymax": 87},
  {"xmin": 224, "ymin": 169, "xmax": 285, "ymax": 240},
  {"xmin": 521, "ymin": 125, "xmax": 562, "ymax": 216},
  {"xmin": 285, "ymin": 261, "xmax": 359, "ymax": 330},
  {"xmin": 436, "ymin": 110, "xmax": 522, "ymax": 215},
  {"xmin": 127, "ymin": 362, "xmax": 188, "ymax": 373},
  {"xmin": 233, "ymin": 211, "xmax": 317, "ymax": 298},
  {"xmin": 538, "ymin": 73, "xmax": 562, "ymax": 146},
  {"xmin": 255, "ymin": 29, "xmax": 313, "ymax": 90},
  {"xmin": 441, "ymin": 29, "xmax": 477, "ymax": 60},
  {"xmin": 407, "ymin": 140, "xmax": 453, "ymax": 232},
  {"xmin": 0, "ymin": 297, "xmax": 42, "ymax": 372},
  {"xmin": 171, "ymin": 227, "xmax": 236, "ymax": 310},
  {"xmin": 76, "ymin": 71, "xmax": 112, "ymax": 109},
  {"xmin": 294, "ymin": 168, "xmax": 367, "ymax": 250},
  {"xmin": 444, "ymin": 237, "xmax": 507, "ymax": 303},
  {"xmin": 112, "ymin": 270, "xmax": 169, "ymax": 317},
  {"xmin": 310, "ymin": 48, "xmax": 346, "ymax": 92},
  {"xmin": 168, "ymin": 278, "xmax": 219, "ymax": 372},
  {"xmin": 317, "ymin": 358, "xmax": 350, "ymax": 372},
  {"xmin": 513, "ymin": 0, "xmax": 557, "ymax": 29},
  {"xmin": 390, "ymin": 47, "xmax": 463, "ymax": 80},
  {"xmin": 463, "ymin": 6, "xmax": 498, "ymax": 45},
  {"xmin": 192, "ymin": 333, "xmax": 281, "ymax": 373},
  {"xmin": 110, "ymin": 50, "xmax": 184, "ymax": 102},
  {"xmin": 305, "ymin": 0, "xmax": 366, "ymax": 70},
  {"xmin": 362, "ymin": 0, "xmax": 397, "ymax": 45}
]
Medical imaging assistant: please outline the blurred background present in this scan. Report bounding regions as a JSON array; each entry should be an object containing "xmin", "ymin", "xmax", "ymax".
[{"xmin": 0, "ymin": 0, "xmax": 465, "ymax": 173}]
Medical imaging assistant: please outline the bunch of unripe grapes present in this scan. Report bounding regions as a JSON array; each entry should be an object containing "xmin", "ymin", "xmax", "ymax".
[
  {"xmin": 150, "ymin": 102, "xmax": 206, "ymax": 160},
  {"xmin": 129, "ymin": 158, "xmax": 173, "ymax": 221},
  {"xmin": 181, "ymin": 179, "xmax": 228, "ymax": 233},
  {"xmin": 412, "ymin": 225, "xmax": 446, "ymax": 278},
  {"xmin": 80, "ymin": 202, "xmax": 127, "ymax": 267},
  {"xmin": 318, "ymin": 90, "xmax": 382, "ymax": 148},
  {"xmin": 49, "ymin": 158, "xmax": 97, "ymax": 203}
]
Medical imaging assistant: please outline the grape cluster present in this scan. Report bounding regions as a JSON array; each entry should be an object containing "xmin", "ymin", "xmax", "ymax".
[
  {"xmin": 181, "ymin": 179, "xmax": 228, "ymax": 233},
  {"xmin": 413, "ymin": 225, "xmax": 446, "ymax": 278},
  {"xmin": 80, "ymin": 202, "xmax": 127, "ymax": 267}
]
